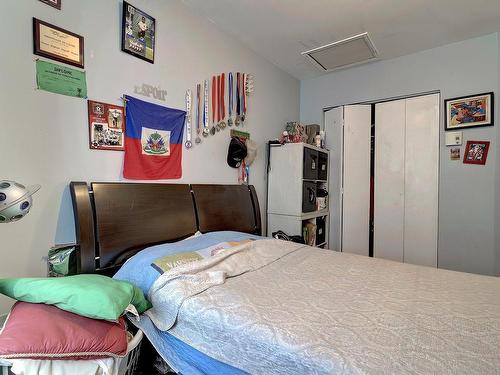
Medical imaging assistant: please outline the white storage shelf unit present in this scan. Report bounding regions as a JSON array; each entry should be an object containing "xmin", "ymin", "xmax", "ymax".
[{"xmin": 267, "ymin": 143, "xmax": 330, "ymax": 247}]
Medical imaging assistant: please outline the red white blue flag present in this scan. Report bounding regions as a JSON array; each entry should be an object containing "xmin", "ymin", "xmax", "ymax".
[{"xmin": 123, "ymin": 95, "xmax": 185, "ymax": 180}]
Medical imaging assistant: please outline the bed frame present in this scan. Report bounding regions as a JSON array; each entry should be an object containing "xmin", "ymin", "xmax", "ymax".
[{"xmin": 70, "ymin": 182, "xmax": 261, "ymax": 275}]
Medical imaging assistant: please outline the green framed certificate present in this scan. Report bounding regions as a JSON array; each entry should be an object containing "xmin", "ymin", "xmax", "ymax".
[{"xmin": 36, "ymin": 60, "xmax": 87, "ymax": 98}]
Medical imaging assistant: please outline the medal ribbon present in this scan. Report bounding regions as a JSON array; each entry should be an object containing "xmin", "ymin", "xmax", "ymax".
[
  {"xmin": 236, "ymin": 72, "xmax": 241, "ymax": 117},
  {"xmin": 243, "ymin": 73, "xmax": 247, "ymax": 115},
  {"xmin": 203, "ymin": 80, "xmax": 209, "ymax": 129},
  {"xmin": 217, "ymin": 75, "xmax": 221, "ymax": 123},
  {"xmin": 196, "ymin": 84, "xmax": 201, "ymax": 133},
  {"xmin": 185, "ymin": 90, "xmax": 192, "ymax": 142},
  {"xmin": 221, "ymin": 73, "xmax": 225, "ymax": 121},
  {"xmin": 228, "ymin": 72, "xmax": 233, "ymax": 117},
  {"xmin": 211, "ymin": 76, "xmax": 216, "ymax": 125}
]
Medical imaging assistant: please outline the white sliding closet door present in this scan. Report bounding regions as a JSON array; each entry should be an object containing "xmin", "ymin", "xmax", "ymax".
[
  {"xmin": 404, "ymin": 94, "xmax": 439, "ymax": 267},
  {"xmin": 374, "ymin": 99, "xmax": 406, "ymax": 262},
  {"xmin": 374, "ymin": 93, "xmax": 439, "ymax": 267},
  {"xmin": 325, "ymin": 107, "xmax": 344, "ymax": 252},
  {"xmin": 342, "ymin": 105, "xmax": 371, "ymax": 256}
]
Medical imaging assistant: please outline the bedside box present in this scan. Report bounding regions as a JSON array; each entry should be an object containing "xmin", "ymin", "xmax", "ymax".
[
  {"xmin": 302, "ymin": 181, "xmax": 317, "ymax": 213},
  {"xmin": 303, "ymin": 148, "xmax": 318, "ymax": 180}
]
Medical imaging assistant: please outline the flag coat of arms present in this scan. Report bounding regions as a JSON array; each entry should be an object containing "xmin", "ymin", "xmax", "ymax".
[{"xmin": 123, "ymin": 95, "xmax": 186, "ymax": 179}]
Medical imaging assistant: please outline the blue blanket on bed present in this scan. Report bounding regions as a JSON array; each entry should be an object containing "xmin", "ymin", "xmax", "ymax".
[
  {"xmin": 114, "ymin": 231, "xmax": 261, "ymax": 374},
  {"xmin": 114, "ymin": 231, "xmax": 260, "ymax": 296},
  {"xmin": 130, "ymin": 314, "xmax": 247, "ymax": 375}
]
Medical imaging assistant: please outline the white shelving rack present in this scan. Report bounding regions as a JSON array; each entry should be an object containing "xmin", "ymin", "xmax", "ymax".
[{"xmin": 267, "ymin": 142, "xmax": 330, "ymax": 248}]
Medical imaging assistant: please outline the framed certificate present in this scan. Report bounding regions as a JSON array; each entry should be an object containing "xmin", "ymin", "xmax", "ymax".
[
  {"xmin": 33, "ymin": 18, "xmax": 84, "ymax": 68},
  {"xmin": 38, "ymin": 0, "xmax": 61, "ymax": 10}
]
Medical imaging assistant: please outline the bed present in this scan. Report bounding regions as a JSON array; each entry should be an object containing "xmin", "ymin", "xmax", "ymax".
[
  {"xmin": 70, "ymin": 182, "xmax": 262, "ymax": 374},
  {"xmin": 70, "ymin": 182, "xmax": 500, "ymax": 375}
]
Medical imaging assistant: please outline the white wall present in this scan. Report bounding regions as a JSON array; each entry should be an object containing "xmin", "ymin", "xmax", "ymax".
[
  {"xmin": 0, "ymin": 0, "xmax": 299, "ymax": 313},
  {"xmin": 496, "ymin": 34, "xmax": 500, "ymax": 277},
  {"xmin": 301, "ymin": 34, "xmax": 499, "ymax": 277}
]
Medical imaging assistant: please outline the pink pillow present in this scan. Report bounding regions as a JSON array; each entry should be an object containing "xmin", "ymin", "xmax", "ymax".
[{"xmin": 0, "ymin": 302, "xmax": 128, "ymax": 360}]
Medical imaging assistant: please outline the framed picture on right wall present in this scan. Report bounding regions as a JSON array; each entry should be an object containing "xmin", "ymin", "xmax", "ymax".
[
  {"xmin": 444, "ymin": 92, "xmax": 494, "ymax": 131},
  {"xmin": 463, "ymin": 140, "xmax": 490, "ymax": 165}
]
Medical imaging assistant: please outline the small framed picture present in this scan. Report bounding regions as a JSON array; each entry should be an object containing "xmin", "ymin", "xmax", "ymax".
[
  {"xmin": 121, "ymin": 2, "xmax": 156, "ymax": 64},
  {"xmin": 463, "ymin": 140, "xmax": 490, "ymax": 165},
  {"xmin": 39, "ymin": 0, "xmax": 61, "ymax": 10},
  {"xmin": 444, "ymin": 92, "xmax": 494, "ymax": 131},
  {"xmin": 450, "ymin": 148, "xmax": 460, "ymax": 161},
  {"xmin": 88, "ymin": 100, "xmax": 125, "ymax": 151}
]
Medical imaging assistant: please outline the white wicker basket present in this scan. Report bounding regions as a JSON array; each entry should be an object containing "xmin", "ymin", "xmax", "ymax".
[
  {"xmin": 0, "ymin": 359, "xmax": 10, "ymax": 375},
  {"xmin": 0, "ymin": 315, "xmax": 8, "ymax": 375},
  {"xmin": 119, "ymin": 328, "xmax": 143, "ymax": 375},
  {"xmin": 0, "ymin": 316, "xmax": 143, "ymax": 375}
]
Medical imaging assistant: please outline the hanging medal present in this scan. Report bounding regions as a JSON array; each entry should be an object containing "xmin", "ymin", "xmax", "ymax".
[
  {"xmin": 211, "ymin": 76, "xmax": 216, "ymax": 135},
  {"xmin": 195, "ymin": 83, "xmax": 201, "ymax": 144},
  {"xmin": 203, "ymin": 80, "xmax": 210, "ymax": 137},
  {"xmin": 216, "ymin": 75, "xmax": 221, "ymax": 132},
  {"xmin": 235, "ymin": 72, "xmax": 241, "ymax": 126},
  {"xmin": 184, "ymin": 89, "xmax": 192, "ymax": 149},
  {"xmin": 227, "ymin": 72, "xmax": 233, "ymax": 127},
  {"xmin": 220, "ymin": 73, "xmax": 226, "ymax": 129}
]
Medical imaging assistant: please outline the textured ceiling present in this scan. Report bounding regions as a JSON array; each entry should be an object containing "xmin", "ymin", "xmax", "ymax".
[{"xmin": 181, "ymin": 0, "xmax": 500, "ymax": 79}]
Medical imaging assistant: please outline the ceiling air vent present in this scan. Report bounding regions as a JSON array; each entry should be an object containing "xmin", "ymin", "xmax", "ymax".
[{"xmin": 302, "ymin": 33, "xmax": 378, "ymax": 71}]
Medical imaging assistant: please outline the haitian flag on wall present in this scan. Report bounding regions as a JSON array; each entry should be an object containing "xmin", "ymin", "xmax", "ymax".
[{"xmin": 123, "ymin": 95, "xmax": 186, "ymax": 179}]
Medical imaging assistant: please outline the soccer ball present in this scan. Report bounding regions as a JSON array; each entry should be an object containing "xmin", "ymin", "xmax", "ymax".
[{"xmin": 0, "ymin": 180, "xmax": 40, "ymax": 223}]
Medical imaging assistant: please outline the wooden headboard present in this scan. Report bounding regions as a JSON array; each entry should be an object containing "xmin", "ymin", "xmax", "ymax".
[{"xmin": 70, "ymin": 182, "xmax": 261, "ymax": 274}]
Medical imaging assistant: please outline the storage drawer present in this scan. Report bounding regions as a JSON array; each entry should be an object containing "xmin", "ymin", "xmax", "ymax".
[
  {"xmin": 316, "ymin": 216, "xmax": 326, "ymax": 245},
  {"xmin": 302, "ymin": 181, "xmax": 317, "ymax": 213},
  {"xmin": 318, "ymin": 151, "xmax": 328, "ymax": 181},
  {"xmin": 303, "ymin": 148, "xmax": 318, "ymax": 180}
]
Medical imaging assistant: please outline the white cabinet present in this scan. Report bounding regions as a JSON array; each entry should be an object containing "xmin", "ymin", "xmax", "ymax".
[{"xmin": 267, "ymin": 143, "xmax": 330, "ymax": 247}]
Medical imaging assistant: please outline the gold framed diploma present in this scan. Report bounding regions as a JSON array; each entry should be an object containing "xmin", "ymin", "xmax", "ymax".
[{"xmin": 33, "ymin": 18, "xmax": 84, "ymax": 68}]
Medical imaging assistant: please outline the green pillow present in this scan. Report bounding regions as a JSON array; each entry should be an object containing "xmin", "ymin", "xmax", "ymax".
[{"xmin": 0, "ymin": 274, "xmax": 151, "ymax": 321}]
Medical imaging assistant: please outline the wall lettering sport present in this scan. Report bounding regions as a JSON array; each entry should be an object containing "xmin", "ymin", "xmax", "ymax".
[{"xmin": 133, "ymin": 83, "xmax": 167, "ymax": 101}]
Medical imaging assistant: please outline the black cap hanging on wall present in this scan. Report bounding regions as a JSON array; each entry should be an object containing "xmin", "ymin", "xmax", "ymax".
[{"xmin": 227, "ymin": 137, "xmax": 248, "ymax": 168}]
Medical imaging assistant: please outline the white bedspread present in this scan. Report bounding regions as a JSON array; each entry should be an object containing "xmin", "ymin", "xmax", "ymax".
[{"xmin": 147, "ymin": 239, "xmax": 500, "ymax": 374}]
